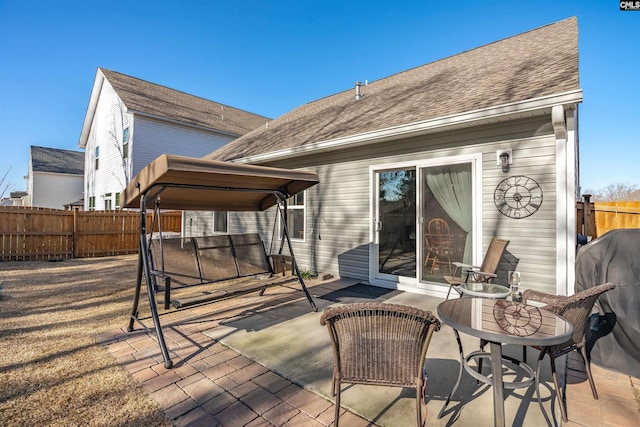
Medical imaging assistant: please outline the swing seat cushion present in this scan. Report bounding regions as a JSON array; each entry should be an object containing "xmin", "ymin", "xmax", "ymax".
[{"xmin": 149, "ymin": 233, "xmax": 276, "ymax": 286}]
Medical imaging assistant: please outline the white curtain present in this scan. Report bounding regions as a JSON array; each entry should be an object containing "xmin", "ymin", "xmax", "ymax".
[{"xmin": 426, "ymin": 164, "xmax": 473, "ymax": 264}]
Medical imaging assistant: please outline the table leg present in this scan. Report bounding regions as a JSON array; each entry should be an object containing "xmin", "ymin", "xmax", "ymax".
[
  {"xmin": 489, "ymin": 342, "xmax": 505, "ymax": 427},
  {"xmin": 438, "ymin": 329, "xmax": 465, "ymax": 418}
]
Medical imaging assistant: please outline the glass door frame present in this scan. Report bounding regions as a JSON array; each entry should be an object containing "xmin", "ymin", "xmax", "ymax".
[{"xmin": 369, "ymin": 154, "xmax": 483, "ymax": 294}]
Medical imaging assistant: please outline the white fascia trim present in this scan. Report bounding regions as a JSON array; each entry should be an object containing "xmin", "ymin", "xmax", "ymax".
[
  {"xmin": 130, "ymin": 110, "xmax": 242, "ymax": 139},
  {"xmin": 78, "ymin": 69, "xmax": 106, "ymax": 149},
  {"xmin": 234, "ymin": 89, "xmax": 583, "ymax": 164}
]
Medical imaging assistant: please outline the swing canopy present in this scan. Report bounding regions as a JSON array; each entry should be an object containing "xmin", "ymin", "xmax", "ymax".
[{"xmin": 121, "ymin": 154, "xmax": 319, "ymax": 211}]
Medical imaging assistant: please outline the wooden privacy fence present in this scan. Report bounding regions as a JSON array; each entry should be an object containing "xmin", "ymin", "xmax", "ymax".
[
  {"xmin": 0, "ymin": 207, "xmax": 182, "ymax": 261},
  {"xmin": 576, "ymin": 195, "xmax": 640, "ymax": 240}
]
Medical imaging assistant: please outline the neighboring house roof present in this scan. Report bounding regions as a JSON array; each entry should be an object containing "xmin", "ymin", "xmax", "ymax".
[
  {"xmin": 31, "ymin": 146, "xmax": 84, "ymax": 175},
  {"xmin": 64, "ymin": 198, "xmax": 84, "ymax": 208},
  {"xmin": 10, "ymin": 191, "xmax": 27, "ymax": 198},
  {"xmin": 79, "ymin": 68, "xmax": 271, "ymax": 148},
  {"xmin": 208, "ymin": 17, "xmax": 580, "ymax": 162}
]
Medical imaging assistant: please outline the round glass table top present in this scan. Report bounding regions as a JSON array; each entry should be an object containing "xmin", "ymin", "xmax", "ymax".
[
  {"xmin": 437, "ymin": 297, "xmax": 573, "ymax": 346},
  {"xmin": 458, "ymin": 282, "xmax": 511, "ymax": 298}
]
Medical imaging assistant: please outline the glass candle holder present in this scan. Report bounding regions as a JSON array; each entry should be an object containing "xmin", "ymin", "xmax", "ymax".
[{"xmin": 508, "ymin": 271, "xmax": 521, "ymax": 297}]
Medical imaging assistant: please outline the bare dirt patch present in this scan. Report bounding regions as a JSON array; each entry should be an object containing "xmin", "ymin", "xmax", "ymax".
[{"xmin": 0, "ymin": 255, "xmax": 171, "ymax": 427}]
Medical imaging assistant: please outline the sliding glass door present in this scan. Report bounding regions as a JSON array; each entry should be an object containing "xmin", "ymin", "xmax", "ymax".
[
  {"xmin": 374, "ymin": 168, "xmax": 416, "ymax": 279},
  {"xmin": 420, "ymin": 163, "xmax": 472, "ymax": 283},
  {"xmin": 372, "ymin": 157, "xmax": 476, "ymax": 289}
]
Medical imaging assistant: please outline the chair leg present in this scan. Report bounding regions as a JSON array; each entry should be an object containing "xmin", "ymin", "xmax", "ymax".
[
  {"xmin": 334, "ymin": 380, "xmax": 341, "ymax": 427},
  {"xmin": 549, "ymin": 356, "xmax": 568, "ymax": 422},
  {"xmin": 580, "ymin": 346, "xmax": 599, "ymax": 400},
  {"xmin": 430, "ymin": 254, "xmax": 439, "ymax": 273},
  {"xmin": 477, "ymin": 339, "xmax": 487, "ymax": 381},
  {"xmin": 416, "ymin": 384, "xmax": 423, "ymax": 427}
]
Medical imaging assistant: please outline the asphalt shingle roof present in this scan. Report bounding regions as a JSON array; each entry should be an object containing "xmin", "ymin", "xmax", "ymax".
[
  {"xmin": 31, "ymin": 146, "xmax": 84, "ymax": 175},
  {"xmin": 99, "ymin": 69, "xmax": 271, "ymax": 136},
  {"xmin": 208, "ymin": 17, "xmax": 579, "ymax": 162}
]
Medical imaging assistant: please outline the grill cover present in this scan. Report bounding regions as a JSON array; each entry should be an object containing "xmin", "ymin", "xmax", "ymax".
[{"xmin": 575, "ymin": 229, "xmax": 640, "ymax": 378}]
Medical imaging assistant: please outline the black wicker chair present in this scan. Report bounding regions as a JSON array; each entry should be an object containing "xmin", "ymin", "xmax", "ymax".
[{"xmin": 522, "ymin": 282, "xmax": 616, "ymax": 422}]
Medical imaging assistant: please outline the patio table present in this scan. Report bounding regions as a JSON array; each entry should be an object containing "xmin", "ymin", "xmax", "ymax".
[
  {"xmin": 436, "ymin": 297, "xmax": 573, "ymax": 427},
  {"xmin": 457, "ymin": 282, "xmax": 510, "ymax": 298}
]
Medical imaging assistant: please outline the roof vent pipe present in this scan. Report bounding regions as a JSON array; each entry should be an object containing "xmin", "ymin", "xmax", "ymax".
[{"xmin": 355, "ymin": 81, "xmax": 362, "ymax": 100}]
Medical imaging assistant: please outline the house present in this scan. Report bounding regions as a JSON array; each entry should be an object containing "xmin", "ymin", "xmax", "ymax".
[
  {"xmin": 1, "ymin": 196, "xmax": 16, "ymax": 206},
  {"xmin": 8, "ymin": 191, "xmax": 27, "ymax": 206},
  {"xmin": 25, "ymin": 146, "xmax": 84, "ymax": 209},
  {"xmin": 202, "ymin": 17, "xmax": 582, "ymax": 298},
  {"xmin": 78, "ymin": 68, "xmax": 270, "ymax": 211}
]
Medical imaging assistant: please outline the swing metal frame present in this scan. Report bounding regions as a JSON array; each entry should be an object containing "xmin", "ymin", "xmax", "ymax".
[{"xmin": 122, "ymin": 155, "xmax": 319, "ymax": 368}]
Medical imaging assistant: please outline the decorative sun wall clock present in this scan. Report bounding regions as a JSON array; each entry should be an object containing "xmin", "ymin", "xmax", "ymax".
[{"xmin": 493, "ymin": 175, "xmax": 543, "ymax": 219}]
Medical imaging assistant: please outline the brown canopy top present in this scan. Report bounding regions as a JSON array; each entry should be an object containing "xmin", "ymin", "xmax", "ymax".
[{"xmin": 121, "ymin": 154, "xmax": 319, "ymax": 211}]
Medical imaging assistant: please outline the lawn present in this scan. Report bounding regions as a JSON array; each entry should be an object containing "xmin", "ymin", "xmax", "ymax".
[{"xmin": 0, "ymin": 255, "xmax": 171, "ymax": 427}]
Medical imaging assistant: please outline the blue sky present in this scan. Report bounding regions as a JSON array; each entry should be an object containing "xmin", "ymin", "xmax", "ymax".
[{"xmin": 1, "ymin": 0, "xmax": 638, "ymax": 195}]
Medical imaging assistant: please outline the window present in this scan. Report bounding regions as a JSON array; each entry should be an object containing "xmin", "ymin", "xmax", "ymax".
[
  {"xmin": 104, "ymin": 193, "xmax": 112, "ymax": 210},
  {"xmin": 213, "ymin": 211, "xmax": 228, "ymax": 233},
  {"xmin": 122, "ymin": 127, "xmax": 129, "ymax": 158},
  {"xmin": 95, "ymin": 146, "xmax": 100, "ymax": 170},
  {"xmin": 115, "ymin": 192, "xmax": 120, "ymax": 209},
  {"xmin": 89, "ymin": 196, "xmax": 95, "ymax": 211},
  {"xmin": 281, "ymin": 192, "xmax": 305, "ymax": 240}
]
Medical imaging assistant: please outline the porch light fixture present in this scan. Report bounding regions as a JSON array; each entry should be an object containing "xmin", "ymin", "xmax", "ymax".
[{"xmin": 497, "ymin": 149, "xmax": 512, "ymax": 173}]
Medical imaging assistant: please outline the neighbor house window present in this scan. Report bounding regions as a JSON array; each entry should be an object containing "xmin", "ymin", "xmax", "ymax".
[
  {"xmin": 122, "ymin": 127, "xmax": 129, "ymax": 158},
  {"xmin": 95, "ymin": 146, "xmax": 100, "ymax": 170},
  {"xmin": 89, "ymin": 196, "xmax": 95, "ymax": 211},
  {"xmin": 280, "ymin": 192, "xmax": 305, "ymax": 240},
  {"xmin": 115, "ymin": 193, "xmax": 120, "ymax": 209},
  {"xmin": 213, "ymin": 211, "xmax": 228, "ymax": 233}
]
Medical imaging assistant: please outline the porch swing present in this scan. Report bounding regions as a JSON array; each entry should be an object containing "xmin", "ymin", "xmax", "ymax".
[{"xmin": 121, "ymin": 154, "xmax": 319, "ymax": 368}]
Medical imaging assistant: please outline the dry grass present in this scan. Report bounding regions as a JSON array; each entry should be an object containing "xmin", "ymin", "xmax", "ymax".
[{"xmin": 0, "ymin": 255, "xmax": 172, "ymax": 427}]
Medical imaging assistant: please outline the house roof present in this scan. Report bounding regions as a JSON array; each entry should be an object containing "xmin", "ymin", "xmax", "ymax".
[
  {"xmin": 31, "ymin": 146, "xmax": 84, "ymax": 175},
  {"xmin": 79, "ymin": 69, "xmax": 271, "ymax": 148},
  {"xmin": 207, "ymin": 17, "xmax": 580, "ymax": 163}
]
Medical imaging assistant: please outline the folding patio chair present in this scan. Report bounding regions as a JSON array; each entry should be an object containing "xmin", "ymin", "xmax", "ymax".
[{"xmin": 443, "ymin": 237, "xmax": 509, "ymax": 299}]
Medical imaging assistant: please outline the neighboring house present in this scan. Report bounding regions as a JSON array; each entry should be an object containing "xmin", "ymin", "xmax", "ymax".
[
  {"xmin": 1, "ymin": 197, "xmax": 15, "ymax": 206},
  {"xmin": 25, "ymin": 146, "xmax": 84, "ymax": 209},
  {"xmin": 5, "ymin": 191, "xmax": 27, "ymax": 206},
  {"xmin": 203, "ymin": 17, "xmax": 582, "ymax": 297},
  {"xmin": 78, "ymin": 68, "xmax": 270, "ymax": 211},
  {"xmin": 63, "ymin": 198, "xmax": 84, "ymax": 210}
]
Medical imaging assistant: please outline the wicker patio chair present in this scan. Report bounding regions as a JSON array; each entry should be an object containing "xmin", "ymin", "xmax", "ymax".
[
  {"xmin": 320, "ymin": 302, "xmax": 441, "ymax": 427},
  {"xmin": 443, "ymin": 237, "xmax": 509, "ymax": 299},
  {"xmin": 522, "ymin": 282, "xmax": 616, "ymax": 423},
  {"xmin": 424, "ymin": 218, "xmax": 455, "ymax": 274}
]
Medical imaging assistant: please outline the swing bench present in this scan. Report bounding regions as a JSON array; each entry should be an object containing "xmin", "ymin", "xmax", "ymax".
[
  {"xmin": 122, "ymin": 154, "xmax": 319, "ymax": 368},
  {"xmin": 148, "ymin": 232, "xmax": 295, "ymax": 310}
]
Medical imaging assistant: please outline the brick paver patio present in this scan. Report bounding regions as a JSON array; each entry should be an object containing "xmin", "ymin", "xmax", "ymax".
[{"xmin": 97, "ymin": 279, "xmax": 639, "ymax": 426}]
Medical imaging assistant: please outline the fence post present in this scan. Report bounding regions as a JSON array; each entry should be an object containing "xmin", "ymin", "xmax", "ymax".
[
  {"xmin": 582, "ymin": 194, "xmax": 596, "ymax": 239},
  {"xmin": 73, "ymin": 208, "xmax": 78, "ymax": 258}
]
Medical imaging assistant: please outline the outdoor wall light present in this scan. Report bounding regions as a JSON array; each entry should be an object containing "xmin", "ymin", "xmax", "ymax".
[{"xmin": 497, "ymin": 149, "xmax": 512, "ymax": 173}]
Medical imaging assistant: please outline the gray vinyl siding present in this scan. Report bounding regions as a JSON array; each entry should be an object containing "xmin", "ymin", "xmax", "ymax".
[
  {"xmin": 193, "ymin": 116, "xmax": 561, "ymax": 293},
  {"xmin": 131, "ymin": 116, "xmax": 237, "ymax": 178}
]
